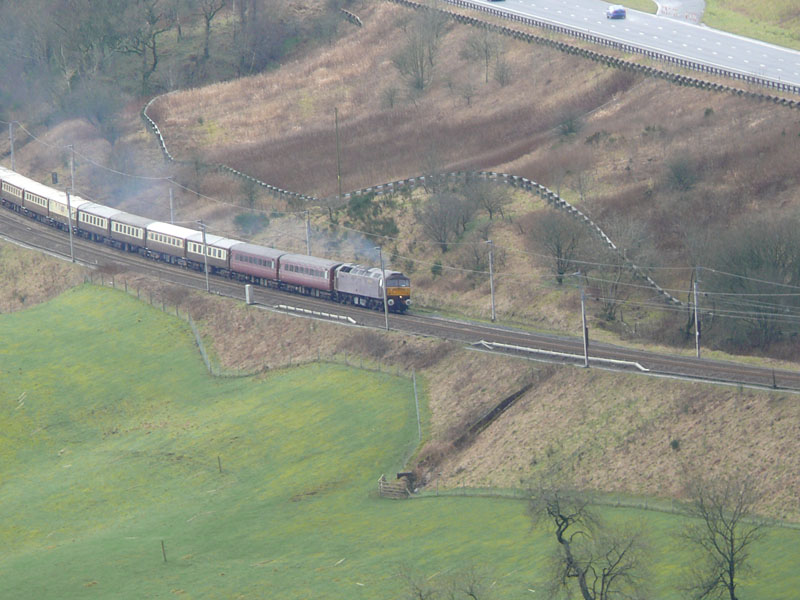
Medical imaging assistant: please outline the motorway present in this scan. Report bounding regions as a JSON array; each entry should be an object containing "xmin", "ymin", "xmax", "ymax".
[
  {"xmin": 469, "ymin": 0, "xmax": 800, "ymax": 87},
  {"xmin": 2, "ymin": 209, "xmax": 799, "ymax": 393}
]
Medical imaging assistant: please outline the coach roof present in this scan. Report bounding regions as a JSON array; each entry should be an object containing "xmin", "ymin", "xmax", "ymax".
[
  {"xmin": 147, "ymin": 221, "xmax": 198, "ymax": 239},
  {"xmin": 80, "ymin": 203, "xmax": 122, "ymax": 219},
  {"xmin": 187, "ymin": 232, "xmax": 241, "ymax": 249}
]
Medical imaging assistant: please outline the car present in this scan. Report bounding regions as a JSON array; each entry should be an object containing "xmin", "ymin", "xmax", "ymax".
[{"xmin": 606, "ymin": 5, "xmax": 626, "ymax": 19}]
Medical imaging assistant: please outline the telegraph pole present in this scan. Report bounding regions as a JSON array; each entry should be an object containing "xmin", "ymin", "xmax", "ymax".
[
  {"xmin": 570, "ymin": 271, "xmax": 589, "ymax": 368},
  {"xmin": 9, "ymin": 122, "xmax": 14, "ymax": 171},
  {"xmin": 68, "ymin": 144, "xmax": 75, "ymax": 194},
  {"xmin": 305, "ymin": 210, "xmax": 311, "ymax": 255},
  {"xmin": 169, "ymin": 187, "xmax": 175, "ymax": 224},
  {"xmin": 335, "ymin": 107, "xmax": 342, "ymax": 200},
  {"xmin": 198, "ymin": 220, "xmax": 210, "ymax": 293},
  {"xmin": 580, "ymin": 281, "xmax": 589, "ymax": 367},
  {"xmin": 487, "ymin": 239, "xmax": 495, "ymax": 322},
  {"xmin": 377, "ymin": 245, "xmax": 389, "ymax": 331},
  {"xmin": 65, "ymin": 190, "xmax": 75, "ymax": 263},
  {"xmin": 694, "ymin": 268, "xmax": 701, "ymax": 358},
  {"xmin": 66, "ymin": 145, "xmax": 76, "ymax": 263}
]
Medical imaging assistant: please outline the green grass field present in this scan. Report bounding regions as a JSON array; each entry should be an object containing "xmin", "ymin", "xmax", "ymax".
[
  {"xmin": 616, "ymin": 0, "xmax": 800, "ymax": 48},
  {"xmin": 704, "ymin": 0, "xmax": 800, "ymax": 49},
  {"xmin": 617, "ymin": 0, "xmax": 658, "ymax": 15},
  {"xmin": 1, "ymin": 285, "xmax": 798, "ymax": 598}
]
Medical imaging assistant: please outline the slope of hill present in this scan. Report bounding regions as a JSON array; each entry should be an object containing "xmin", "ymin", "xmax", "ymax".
[
  {"xmin": 1, "ymin": 0, "xmax": 799, "ymax": 524},
  {"xmin": 2, "ymin": 242, "xmax": 788, "ymax": 522},
  {"xmin": 3, "ymin": 281, "xmax": 799, "ymax": 598},
  {"xmin": 136, "ymin": 1, "xmax": 800, "ymax": 355}
]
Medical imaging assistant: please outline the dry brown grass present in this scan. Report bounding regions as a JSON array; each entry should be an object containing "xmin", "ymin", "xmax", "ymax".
[
  {"xmin": 433, "ymin": 366, "xmax": 800, "ymax": 521},
  {"xmin": 0, "ymin": 242, "xmax": 85, "ymax": 312},
  {"xmin": 138, "ymin": 2, "xmax": 800, "ymax": 326},
  {"xmin": 10, "ymin": 2, "xmax": 800, "ymax": 344}
]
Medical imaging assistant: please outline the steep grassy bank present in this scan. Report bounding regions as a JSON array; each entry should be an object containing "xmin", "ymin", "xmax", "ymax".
[{"xmin": 1, "ymin": 238, "xmax": 797, "ymax": 521}]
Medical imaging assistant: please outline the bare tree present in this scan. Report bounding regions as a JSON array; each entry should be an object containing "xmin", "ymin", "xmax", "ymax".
[
  {"xmin": 445, "ymin": 564, "xmax": 494, "ymax": 599},
  {"xmin": 588, "ymin": 216, "xmax": 653, "ymax": 321},
  {"xmin": 703, "ymin": 211, "xmax": 800, "ymax": 349},
  {"xmin": 461, "ymin": 28, "xmax": 502, "ymax": 84},
  {"xmin": 118, "ymin": 0, "xmax": 174, "ymax": 92},
  {"xmin": 236, "ymin": 1, "xmax": 295, "ymax": 75},
  {"xmin": 420, "ymin": 143, "xmax": 446, "ymax": 194},
  {"xmin": 51, "ymin": 0, "xmax": 128, "ymax": 83},
  {"xmin": 457, "ymin": 229, "xmax": 505, "ymax": 287},
  {"xmin": 530, "ymin": 210, "xmax": 589, "ymax": 285},
  {"xmin": 528, "ymin": 482, "xmax": 648, "ymax": 600},
  {"xmin": 462, "ymin": 179, "xmax": 510, "ymax": 221},
  {"xmin": 417, "ymin": 192, "xmax": 465, "ymax": 252},
  {"xmin": 199, "ymin": 0, "xmax": 226, "ymax": 60},
  {"xmin": 399, "ymin": 563, "xmax": 494, "ymax": 600},
  {"xmin": 397, "ymin": 565, "xmax": 439, "ymax": 600},
  {"xmin": 393, "ymin": 13, "xmax": 442, "ymax": 91},
  {"xmin": 461, "ymin": 82, "xmax": 476, "ymax": 106},
  {"xmin": 680, "ymin": 471, "xmax": 765, "ymax": 600},
  {"xmin": 420, "ymin": 0, "xmax": 450, "ymax": 63},
  {"xmin": 587, "ymin": 246, "xmax": 629, "ymax": 322},
  {"xmin": 494, "ymin": 56, "xmax": 512, "ymax": 87}
]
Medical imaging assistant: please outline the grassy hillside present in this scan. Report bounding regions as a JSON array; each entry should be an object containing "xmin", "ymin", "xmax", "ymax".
[
  {"xmin": 6, "ymin": 2, "xmax": 800, "ymax": 359},
  {"xmin": 133, "ymin": 1, "xmax": 800, "ymax": 355},
  {"xmin": 2, "ymin": 283, "xmax": 799, "ymax": 599},
  {"xmin": 2, "ymin": 237, "xmax": 798, "ymax": 522},
  {"xmin": 705, "ymin": 0, "xmax": 800, "ymax": 49},
  {"xmin": 0, "ymin": 241, "xmax": 84, "ymax": 312}
]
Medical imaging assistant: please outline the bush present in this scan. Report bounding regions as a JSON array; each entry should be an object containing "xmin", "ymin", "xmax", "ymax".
[
  {"xmin": 666, "ymin": 156, "xmax": 698, "ymax": 192},
  {"xmin": 234, "ymin": 212, "xmax": 270, "ymax": 235},
  {"xmin": 558, "ymin": 112, "xmax": 583, "ymax": 137}
]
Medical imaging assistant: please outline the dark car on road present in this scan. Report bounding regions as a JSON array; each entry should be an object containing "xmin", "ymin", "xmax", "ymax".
[{"xmin": 606, "ymin": 5, "xmax": 626, "ymax": 19}]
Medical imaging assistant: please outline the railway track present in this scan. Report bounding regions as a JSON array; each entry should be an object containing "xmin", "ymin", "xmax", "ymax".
[{"xmin": 2, "ymin": 208, "xmax": 799, "ymax": 392}]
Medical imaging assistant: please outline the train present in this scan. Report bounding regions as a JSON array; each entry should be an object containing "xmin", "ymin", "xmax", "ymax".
[{"xmin": 0, "ymin": 165, "xmax": 411, "ymax": 312}]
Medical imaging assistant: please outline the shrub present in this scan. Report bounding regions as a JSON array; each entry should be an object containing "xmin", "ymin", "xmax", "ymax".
[
  {"xmin": 234, "ymin": 212, "xmax": 270, "ymax": 235},
  {"xmin": 558, "ymin": 112, "xmax": 583, "ymax": 137},
  {"xmin": 666, "ymin": 156, "xmax": 698, "ymax": 192}
]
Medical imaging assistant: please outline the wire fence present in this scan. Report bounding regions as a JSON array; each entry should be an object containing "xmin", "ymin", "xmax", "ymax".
[{"xmin": 86, "ymin": 269, "xmax": 423, "ymax": 378}]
